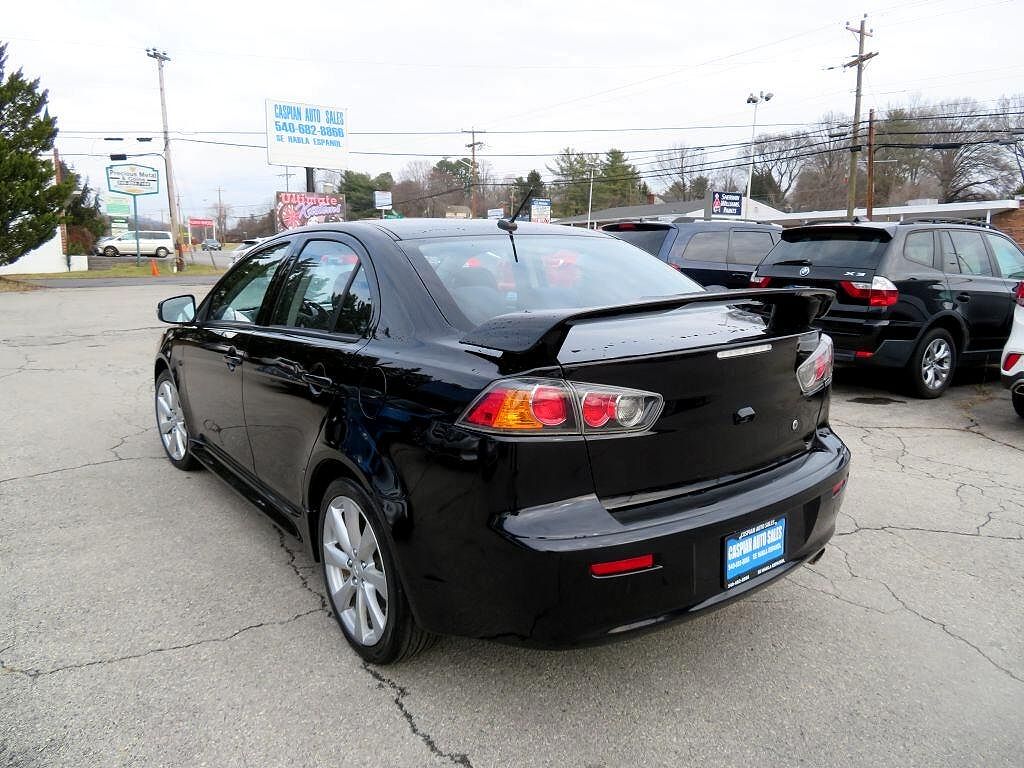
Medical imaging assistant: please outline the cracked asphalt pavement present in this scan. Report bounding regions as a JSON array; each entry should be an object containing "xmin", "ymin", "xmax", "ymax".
[{"xmin": 1, "ymin": 283, "xmax": 1022, "ymax": 767}]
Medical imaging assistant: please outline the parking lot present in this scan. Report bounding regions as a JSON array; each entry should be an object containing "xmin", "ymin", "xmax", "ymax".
[{"xmin": 1, "ymin": 282, "xmax": 1021, "ymax": 767}]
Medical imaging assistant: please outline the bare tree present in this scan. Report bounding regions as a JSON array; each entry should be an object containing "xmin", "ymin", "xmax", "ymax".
[
  {"xmin": 789, "ymin": 113, "xmax": 856, "ymax": 211},
  {"xmin": 994, "ymin": 94, "xmax": 1024, "ymax": 193}
]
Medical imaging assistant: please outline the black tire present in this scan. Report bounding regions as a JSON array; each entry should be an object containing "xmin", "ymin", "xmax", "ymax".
[
  {"xmin": 154, "ymin": 370, "xmax": 198, "ymax": 470},
  {"xmin": 103, "ymin": 246, "xmax": 119, "ymax": 257},
  {"xmin": 906, "ymin": 328, "xmax": 956, "ymax": 399},
  {"xmin": 155, "ymin": 247, "xmax": 169, "ymax": 258},
  {"xmin": 318, "ymin": 479, "xmax": 436, "ymax": 664},
  {"xmin": 1013, "ymin": 390, "xmax": 1024, "ymax": 419}
]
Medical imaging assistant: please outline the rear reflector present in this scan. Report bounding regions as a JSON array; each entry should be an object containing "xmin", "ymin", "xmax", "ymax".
[
  {"xmin": 854, "ymin": 350, "xmax": 874, "ymax": 359},
  {"xmin": 832, "ymin": 477, "xmax": 848, "ymax": 497},
  {"xmin": 1004, "ymin": 352, "xmax": 1022, "ymax": 372},
  {"xmin": 590, "ymin": 554, "xmax": 655, "ymax": 577}
]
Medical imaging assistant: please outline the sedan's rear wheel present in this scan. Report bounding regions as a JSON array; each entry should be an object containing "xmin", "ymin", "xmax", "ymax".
[
  {"xmin": 319, "ymin": 479, "xmax": 435, "ymax": 663},
  {"xmin": 1013, "ymin": 389, "xmax": 1024, "ymax": 418},
  {"xmin": 103, "ymin": 246, "xmax": 118, "ymax": 257},
  {"xmin": 155, "ymin": 370, "xmax": 197, "ymax": 470}
]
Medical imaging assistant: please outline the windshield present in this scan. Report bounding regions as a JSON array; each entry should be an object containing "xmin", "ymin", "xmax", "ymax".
[
  {"xmin": 401, "ymin": 234, "xmax": 703, "ymax": 328},
  {"xmin": 764, "ymin": 229, "xmax": 890, "ymax": 268}
]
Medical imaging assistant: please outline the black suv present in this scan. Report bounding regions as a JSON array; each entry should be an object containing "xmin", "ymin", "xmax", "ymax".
[
  {"xmin": 602, "ymin": 219, "xmax": 781, "ymax": 288},
  {"xmin": 751, "ymin": 220, "xmax": 1024, "ymax": 397}
]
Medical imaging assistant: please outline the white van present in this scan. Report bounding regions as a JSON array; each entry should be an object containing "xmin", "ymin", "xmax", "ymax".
[{"xmin": 96, "ymin": 231, "xmax": 174, "ymax": 257}]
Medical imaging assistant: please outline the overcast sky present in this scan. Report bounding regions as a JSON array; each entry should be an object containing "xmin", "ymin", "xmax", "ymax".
[{"xmin": 7, "ymin": 0, "xmax": 1023, "ymax": 221}]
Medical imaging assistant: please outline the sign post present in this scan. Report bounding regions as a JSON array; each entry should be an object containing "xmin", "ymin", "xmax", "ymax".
[
  {"xmin": 106, "ymin": 164, "xmax": 160, "ymax": 266},
  {"xmin": 373, "ymin": 190, "xmax": 392, "ymax": 219}
]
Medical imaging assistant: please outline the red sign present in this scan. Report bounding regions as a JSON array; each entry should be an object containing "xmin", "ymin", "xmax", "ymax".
[
  {"xmin": 189, "ymin": 217, "xmax": 214, "ymax": 227},
  {"xmin": 275, "ymin": 191, "xmax": 346, "ymax": 231}
]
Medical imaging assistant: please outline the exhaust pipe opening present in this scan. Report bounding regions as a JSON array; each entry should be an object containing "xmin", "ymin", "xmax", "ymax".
[{"xmin": 808, "ymin": 547, "xmax": 827, "ymax": 565}]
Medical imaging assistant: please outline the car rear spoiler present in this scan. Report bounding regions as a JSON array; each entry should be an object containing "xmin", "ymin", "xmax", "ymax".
[{"xmin": 460, "ymin": 288, "xmax": 834, "ymax": 367}]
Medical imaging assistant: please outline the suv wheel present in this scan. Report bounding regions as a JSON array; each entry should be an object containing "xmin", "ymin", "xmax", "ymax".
[
  {"xmin": 1013, "ymin": 389, "xmax": 1024, "ymax": 419},
  {"xmin": 907, "ymin": 328, "xmax": 956, "ymax": 398},
  {"xmin": 103, "ymin": 246, "xmax": 118, "ymax": 257},
  {"xmin": 319, "ymin": 479, "xmax": 436, "ymax": 663},
  {"xmin": 155, "ymin": 247, "xmax": 169, "ymax": 258}
]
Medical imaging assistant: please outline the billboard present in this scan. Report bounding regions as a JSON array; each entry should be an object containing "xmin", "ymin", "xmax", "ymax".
[
  {"xmin": 711, "ymin": 190, "xmax": 743, "ymax": 217},
  {"xmin": 266, "ymin": 99, "xmax": 348, "ymax": 169},
  {"xmin": 106, "ymin": 164, "xmax": 159, "ymax": 196},
  {"xmin": 275, "ymin": 191, "xmax": 346, "ymax": 231},
  {"xmin": 189, "ymin": 217, "xmax": 214, "ymax": 227},
  {"xmin": 373, "ymin": 190, "xmax": 392, "ymax": 210},
  {"xmin": 530, "ymin": 198, "xmax": 552, "ymax": 224},
  {"xmin": 487, "ymin": 208, "xmax": 504, "ymax": 219}
]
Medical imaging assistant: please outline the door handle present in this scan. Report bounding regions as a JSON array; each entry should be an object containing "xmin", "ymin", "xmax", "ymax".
[
  {"xmin": 956, "ymin": 293, "xmax": 971, "ymax": 302},
  {"xmin": 301, "ymin": 372, "xmax": 334, "ymax": 392},
  {"xmin": 223, "ymin": 346, "xmax": 243, "ymax": 370}
]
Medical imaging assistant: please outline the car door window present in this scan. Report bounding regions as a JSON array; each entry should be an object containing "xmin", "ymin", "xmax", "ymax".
[
  {"xmin": 271, "ymin": 239, "xmax": 372, "ymax": 335},
  {"xmin": 681, "ymin": 231, "xmax": 729, "ymax": 263},
  {"xmin": 729, "ymin": 231, "xmax": 775, "ymax": 265},
  {"xmin": 985, "ymin": 234, "xmax": 1024, "ymax": 279},
  {"xmin": 903, "ymin": 231, "xmax": 936, "ymax": 268},
  {"xmin": 947, "ymin": 231, "xmax": 993, "ymax": 276},
  {"xmin": 207, "ymin": 241, "xmax": 290, "ymax": 323}
]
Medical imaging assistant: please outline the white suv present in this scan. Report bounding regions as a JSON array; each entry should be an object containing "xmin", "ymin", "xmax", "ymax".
[
  {"xmin": 96, "ymin": 231, "xmax": 174, "ymax": 257},
  {"xmin": 1001, "ymin": 280, "xmax": 1024, "ymax": 417}
]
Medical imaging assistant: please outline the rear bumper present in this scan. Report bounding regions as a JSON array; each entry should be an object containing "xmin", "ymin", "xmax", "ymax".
[
  {"xmin": 1002, "ymin": 370, "xmax": 1024, "ymax": 392},
  {"xmin": 407, "ymin": 428, "xmax": 850, "ymax": 646},
  {"xmin": 833, "ymin": 338, "xmax": 915, "ymax": 368}
]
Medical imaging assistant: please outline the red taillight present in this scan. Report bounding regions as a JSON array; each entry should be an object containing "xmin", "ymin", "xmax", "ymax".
[
  {"xmin": 796, "ymin": 334, "xmax": 834, "ymax": 395},
  {"xmin": 832, "ymin": 477, "xmax": 848, "ymax": 497},
  {"xmin": 1016, "ymin": 281, "xmax": 1024, "ymax": 307},
  {"xmin": 616, "ymin": 222, "xmax": 637, "ymax": 230},
  {"xmin": 1004, "ymin": 352, "xmax": 1022, "ymax": 372},
  {"xmin": 459, "ymin": 378, "xmax": 662, "ymax": 436},
  {"xmin": 590, "ymin": 554, "xmax": 655, "ymax": 577},
  {"xmin": 749, "ymin": 270, "xmax": 772, "ymax": 288},
  {"xmin": 840, "ymin": 276, "xmax": 898, "ymax": 307}
]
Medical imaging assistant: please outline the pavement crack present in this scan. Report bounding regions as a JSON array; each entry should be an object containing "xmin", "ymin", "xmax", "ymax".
[
  {"xmin": 362, "ymin": 663, "xmax": 473, "ymax": 767},
  {"xmin": 0, "ymin": 609, "xmax": 323, "ymax": 681},
  {"xmin": 276, "ymin": 529, "xmax": 328, "ymax": 612},
  {"xmin": 0, "ymin": 456, "xmax": 163, "ymax": 485},
  {"xmin": 834, "ymin": 523, "xmax": 1022, "ymax": 542}
]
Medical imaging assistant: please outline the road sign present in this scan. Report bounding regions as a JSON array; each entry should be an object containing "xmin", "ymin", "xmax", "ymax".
[
  {"xmin": 530, "ymin": 198, "xmax": 552, "ymax": 224},
  {"xmin": 711, "ymin": 190, "xmax": 743, "ymax": 217},
  {"xmin": 374, "ymin": 190, "xmax": 392, "ymax": 210},
  {"xmin": 106, "ymin": 164, "xmax": 160, "ymax": 197},
  {"xmin": 104, "ymin": 194, "xmax": 132, "ymax": 217},
  {"xmin": 384, "ymin": 211, "xmax": 404, "ymax": 219},
  {"xmin": 487, "ymin": 208, "xmax": 504, "ymax": 219},
  {"xmin": 266, "ymin": 99, "xmax": 348, "ymax": 169}
]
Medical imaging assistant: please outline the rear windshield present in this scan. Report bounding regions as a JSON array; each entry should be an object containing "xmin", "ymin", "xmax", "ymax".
[
  {"xmin": 603, "ymin": 225, "xmax": 672, "ymax": 256},
  {"xmin": 764, "ymin": 229, "xmax": 890, "ymax": 268},
  {"xmin": 401, "ymin": 234, "xmax": 703, "ymax": 329}
]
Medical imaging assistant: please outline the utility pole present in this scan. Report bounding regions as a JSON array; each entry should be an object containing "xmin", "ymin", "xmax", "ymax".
[
  {"xmin": 866, "ymin": 108, "xmax": 876, "ymax": 219},
  {"xmin": 586, "ymin": 166, "xmax": 595, "ymax": 229},
  {"xmin": 215, "ymin": 186, "xmax": 225, "ymax": 243},
  {"xmin": 278, "ymin": 166, "xmax": 295, "ymax": 192},
  {"xmin": 462, "ymin": 128, "xmax": 485, "ymax": 217},
  {"xmin": 844, "ymin": 16, "xmax": 878, "ymax": 220},
  {"xmin": 146, "ymin": 48, "xmax": 184, "ymax": 272},
  {"xmin": 305, "ymin": 167, "xmax": 315, "ymax": 194}
]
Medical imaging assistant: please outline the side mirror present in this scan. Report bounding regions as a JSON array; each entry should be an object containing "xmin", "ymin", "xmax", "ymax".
[{"xmin": 157, "ymin": 295, "xmax": 196, "ymax": 324}]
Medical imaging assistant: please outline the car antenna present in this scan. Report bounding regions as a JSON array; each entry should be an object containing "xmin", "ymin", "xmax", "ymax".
[{"xmin": 497, "ymin": 187, "xmax": 533, "ymax": 263}]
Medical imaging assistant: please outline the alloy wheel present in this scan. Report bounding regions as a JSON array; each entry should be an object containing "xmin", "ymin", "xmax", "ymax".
[
  {"xmin": 156, "ymin": 379, "xmax": 188, "ymax": 460},
  {"xmin": 921, "ymin": 338, "xmax": 952, "ymax": 390},
  {"xmin": 322, "ymin": 495, "xmax": 389, "ymax": 646}
]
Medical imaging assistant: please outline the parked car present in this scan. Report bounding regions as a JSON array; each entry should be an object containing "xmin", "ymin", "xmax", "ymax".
[
  {"xmin": 1000, "ymin": 279, "xmax": 1024, "ymax": 417},
  {"xmin": 602, "ymin": 219, "xmax": 782, "ymax": 288},
  {"xmin": 230, "ymin": 237, "xmax": 266, "ymax": 265},
  {"xmin": 154, "ymin": 219, "xmax": 849, "ymax": 663},
  {"xmin": 750, "ymin": 220, "xmax": 1024, "ymax": 398},
  {"xmin": 95, "ymin": 230, "xmax": 173, "ymax": 257},
  {"xmin": 201, "ymin": 238, "xmax": 222, "ymax": 251}
]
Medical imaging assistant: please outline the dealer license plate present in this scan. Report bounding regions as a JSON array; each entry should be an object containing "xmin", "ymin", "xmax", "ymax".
[{"xmin": 724, "ymin": 517, "xmax": 786, "ymax": 588}]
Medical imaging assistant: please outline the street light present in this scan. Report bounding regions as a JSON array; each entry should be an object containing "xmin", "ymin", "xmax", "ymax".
[{"xmin": 745, "ymin": 91, "xmax": 773, "ymax": 208}]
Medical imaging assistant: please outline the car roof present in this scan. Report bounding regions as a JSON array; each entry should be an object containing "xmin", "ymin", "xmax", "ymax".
[
  {"xmin": 605, "ymin": 219, "xmax": 781, "ymax": 231},
  {"xmin": 288, "ymin": 218, "xmax": 606, "ymax": 241}
]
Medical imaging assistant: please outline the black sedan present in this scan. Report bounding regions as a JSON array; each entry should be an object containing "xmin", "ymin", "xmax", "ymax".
[{"xmin": 154, "ymin": 219, "xmax": 850, "ymax": 663}]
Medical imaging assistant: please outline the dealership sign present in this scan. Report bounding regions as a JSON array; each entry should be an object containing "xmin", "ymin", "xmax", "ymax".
[
  {"xmin": 266, "ymin": 99, "xmax": 348, "ymax": 169},
  {"xmin": 104, "ymin": 193, "xmax": 132, "ymax": 216},
  {"xmin": 189, "ymin": 217, "xmax": 214, "ymax": 227},
  {"xmin": 373, "ymin": 190, "xmax": 392, "ymax": 210},
  {"xmin": 106, "ymin": 164, "xmax": 159, "ymax": 196},
  {"xmin": 530, "ymin": 198, "xmax": 552, "ymax": 224},
  {"xmin": 275, "ymin": 191, "xmax": 346, "ymax": 232},
  {"xmin": 711, "ymin": 190, "xmax": 743, "ymax": 217}
]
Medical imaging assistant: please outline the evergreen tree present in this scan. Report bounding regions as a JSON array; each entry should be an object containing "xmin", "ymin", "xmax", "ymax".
[{"xmin": 0, "ymin": 43, "xmax": 75, "ymax": 266}]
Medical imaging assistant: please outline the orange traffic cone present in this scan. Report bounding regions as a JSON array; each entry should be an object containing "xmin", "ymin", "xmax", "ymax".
[{"xmin": 150, "ymin": 259, "xmax": 160, "ymax": 276}]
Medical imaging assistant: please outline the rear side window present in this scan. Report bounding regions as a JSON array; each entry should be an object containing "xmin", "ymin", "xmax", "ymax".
[
  {"xmin": 681, "ymin": 231, "xmax": 729, "ymax": 263},
  {"xmin": 764, "ymin": 230, "xmax": 890, "ymax": 268},
  {"xmin": 729, "ymin": 231, "xmax": 775, "ymax": 265},
  {"xmin": 985, "ymin": 234, "xmax": 1024, "ymax": 279},
  {"xmin": 604, "ymin": 226, "xmax": 671, "ymax": 257},
  {"xmin": 903, "ymin": 231, "xmax": 936, "ymax": 268},
  {"xmin": 946, "ymin": 231, "xmax": 993, "ymax": 276}
]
